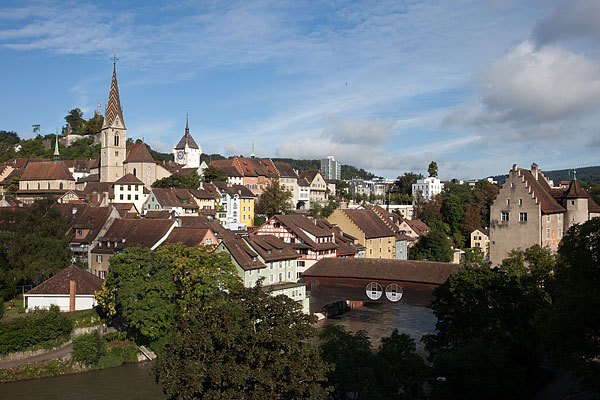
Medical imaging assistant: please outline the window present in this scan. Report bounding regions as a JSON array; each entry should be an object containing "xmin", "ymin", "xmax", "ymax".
[
  {"xmin": 506, "ymin": 199, "xmax": 510, "ymax": 206},
  {"xmin": 558, "ymin": 228, "xmax": 562, "ymax": 238},
  {"xmin": 287, "ymin": 271, "xmax": 291, "ymax": 279},
  {"xmin": 135, "ymin": 195, "xmax": 138, "ymax": 200},
  {"xmin": 248, "ymin": 269, "xmax": 252, "ymax": 276},
  {"xmin": 96, "ymin": 255, "xmax": 102, "ymax": 263},
  {"xmin": 558, "ymin": 214, "xmax": 562, "ymax": 222},
  {"xmin": 133, "ymin": 168, "xmax": 136, "ymax": 176},
  {"xmin": 269, "ymin": 274, "xmax": 274, "ymax": 283},
  {"xmin": 100, "ymin": 270, "xmax": 107, "ymax": 279},
  {"xmin": 270, "ymin": 263, "xmax": 273, "ymax": 270},
  {"xmin": 519, "ymin": 199, "xmax": 523, "ymax": 206},
  {"xmin": 511, "ymin": 182, "xmax": 515, "ymax": 188},
  {"xmin": 120, "ymin": 194, "xmax": 124, "ymax": 200},
  {"xmin": 114, "ymin": 134, "xmax": 119, "ymax": 146},
  {"xmin": 248, "ymin": 280, "xmax": 254, "ymax": 288},
  {"xmin": 519, "ymin": 212, "xmax": 527, "ymax": 222},
  {"xmin": 127, "ymin": 194, "xmax": 131, "ymax": 200},
  {"xmin": 546, "ymin": 215, "xmax": 551, "ymax": 222},
  {"xmin": 501, "ymin": 211, "xmax": 509, "ymax": 221},
  {"xmin": 571, "ymin": 200, "xmax": 575, "ymax": 206},
  {"xmin": 547, "ymin": 229, "xmax": 551, "ymax": 239}
]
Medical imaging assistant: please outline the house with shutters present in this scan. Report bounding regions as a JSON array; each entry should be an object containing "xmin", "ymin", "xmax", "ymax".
[
  {"xmin": 252, "ymin": 214, "xmax": 338, "ymax": 278},
  {"xmin": 470, "ymin": 227, "xmax": 490, "ymax": 255},
  {"xmin": 216, "ymin": 235, "xmax": 309, "ymax": 313}
]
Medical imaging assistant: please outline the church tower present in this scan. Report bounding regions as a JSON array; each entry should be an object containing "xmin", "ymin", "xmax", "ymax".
[
  {"xmin": 100, "ymin": 57, "xmax": 127, "ymax": 182},
  {"xmin": 173, "ymin": 114, "xmax": 201, "ymax": 168}
]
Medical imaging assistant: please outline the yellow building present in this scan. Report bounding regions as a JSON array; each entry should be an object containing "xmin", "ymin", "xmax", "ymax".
[{"xmin": 328, "ymin": 208, "xmax": 396, "ymax": 259}]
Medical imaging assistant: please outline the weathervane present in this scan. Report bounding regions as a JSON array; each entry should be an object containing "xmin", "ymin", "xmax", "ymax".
[{"xmin": 112, "ymin": 52, "xmax": 119, "ymax": 66}]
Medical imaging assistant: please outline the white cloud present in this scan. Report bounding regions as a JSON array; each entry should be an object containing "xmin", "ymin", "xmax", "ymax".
[
  {"xmin": 444, "ymin": 41, "xmax": 600, "ymax": 140},
  {"xmin": 320, "ymin": 115, "xmax": 396, "ymax": 144}
]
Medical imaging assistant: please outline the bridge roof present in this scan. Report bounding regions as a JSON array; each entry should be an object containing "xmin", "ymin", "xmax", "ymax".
[{"xmin": 303, "ymin": 258, "xmax": 461, "ymax": 285}]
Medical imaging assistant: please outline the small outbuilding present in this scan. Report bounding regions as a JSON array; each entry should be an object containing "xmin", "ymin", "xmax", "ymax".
[{"xmin": 24, "ymin": 265, "xmax": 104, "ymax": 312}]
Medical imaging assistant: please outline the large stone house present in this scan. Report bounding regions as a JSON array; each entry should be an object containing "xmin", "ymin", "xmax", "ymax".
[{"xmin": 489, "ymin": 163, "xmax": 600, "ymax": 265}]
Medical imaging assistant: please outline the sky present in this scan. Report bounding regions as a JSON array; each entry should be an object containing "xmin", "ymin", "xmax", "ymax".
[{"xmin": 1, "ymin": 0, "xmax": 600, "ymax": 180}]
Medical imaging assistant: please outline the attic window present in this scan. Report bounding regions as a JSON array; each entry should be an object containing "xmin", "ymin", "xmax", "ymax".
[{"xmin": 267, "ymin": 250, "xmax": 271, "ymax": 254}]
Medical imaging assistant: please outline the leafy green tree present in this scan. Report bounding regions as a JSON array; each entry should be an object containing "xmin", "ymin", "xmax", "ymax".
[
  {"xmin": 0, "ymin": 198, "xmax": 71, "ymax": 284},
  {"xmin": 430, "ymin": 340, "xmax": 523, "ymax": 400},
  {"xmin": 461, "ymin": 247, "xmax": 486, "ymax": 265},
  {"xmin": 409, "ymin": 228, "xmax": 453, "ymax": 262},
  {"xmin": 4, "ymin": 176, "xmax": 19, "ymax": 195},
  {"xmin": 377, "ymin": 329, "xmax": 429, "ymax": 399},
  {"xmin": 428, "ymin": 161, "xmax": 438, "ymax": 178},
  {"xmin": 320, "ymin": 325, "xmax": 382, "ymax": 399},
  {"xmin": 152, "ymin": 172, "xmax": 201, "ymax": 189},
  {"xmin": 545, "ymin": 218, "xmax": 600, "ymax": 389},
  {"xmin": 442, "ymin": 195, "xmax": 464, "ymax": 237},
  {"xmin": 0, "ymin": 130, "xmax": 20, "ymax": 145},
  {"xmin": 64, "ymin": 108, "xmax": 86, "ymax": 134},
  {"xmin": 60, "ymin": 137, "xmax": 101, "ymax": 160},
  {"xmin": 155, "ymin": 283, "xmax": 330, "ymax": 400},
  {"xmin": 72, "ymin": 331, "xmax": 106, "ymax": 366},
  {"xmin": 96, "ymin": 248, "xmax": 176, "ymax": 343},
  {"xmin": 394, "ymin": 172, "xmax": 423, "ymax": 195},
  {"xmin": 310, "ymin": 202, "xmax": 323, "ymax": 219},
  {"xmin": 202, "ymin": 165, "xmax": 227, "ymax": 183},
  {"xmin": 85, "ymin": 112, "xmax": 104, "ymax": 135},
  {"xmin": 260, "ymin": 178, "xmax": 293, "ymax": 217}
]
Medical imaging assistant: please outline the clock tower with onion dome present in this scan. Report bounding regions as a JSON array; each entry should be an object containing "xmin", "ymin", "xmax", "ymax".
[{"xmin": 172, "ymin": 114, "xmax": 201, "ymax": 168}]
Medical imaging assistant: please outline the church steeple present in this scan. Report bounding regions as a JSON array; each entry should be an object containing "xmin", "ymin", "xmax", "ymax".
[
  {"xmin": 53, "ymin": 133, "xmax": 60, "ymax": 163},
  {"xmin": 103, "ymin": 54, "xmax": 125, "ymax": 129}
]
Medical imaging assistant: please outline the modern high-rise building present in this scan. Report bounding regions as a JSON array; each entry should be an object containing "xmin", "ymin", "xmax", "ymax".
[{"xmin": 320, "ymin": 155, "xmax": 341, "ymax": 180}]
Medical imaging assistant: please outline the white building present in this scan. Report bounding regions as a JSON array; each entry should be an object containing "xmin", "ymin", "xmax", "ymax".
[
  {"xmin": 412, "ymin": 177, "xmax": 443, "ymax": 204},
  {"xmin": 173, "ymin": 116, "xmax": 202, "ymax": 169},
  {"xmin": 112, "ymin": 173, "xmax": 148, "ymax": 213},
  {"xmin": 321, "ymin": 155, "xmax": 341, "ymax": 180}
]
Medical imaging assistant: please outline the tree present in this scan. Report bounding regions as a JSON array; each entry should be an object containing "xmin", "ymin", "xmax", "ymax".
[
  {"xmin": 202, "ymin": 165, "xmax": 227, "ymax": 183},
  {"xmin": 259, "ymin": 178, "xmax": 293, "ymax": 217},
  {"xmin": 64, "ymin": 108, "xmax": 86, "ymax": 134},
  {"xmin": 319, "ymin": 325, "xmax": 382, "ymax": 399},
  {"xmin": 545, "ymin": 218, "xmax": 600, "ymax": 389},
  {"xmin": 0, "ymin": 130, "xmax": 20, "ymax": 145},
  {"xmin": 428, "ymin": 161, "xmax": 438, "ymax": 178},
  {"xmin": 152, "ymin": 172, "xmax": 201, "ymax": 189},
  {"xmin": 0, "ymin": 198, "xmax": 71, "ymax": 284},
  {"xmin": 85, "ymin": 112, "xmax": 104, "ymax": 135},
  {"xmin": 409, "ymin": 228, "xmax": 453, "ymax": 262},
  {"xmin": 377, "ymin": 329, "xmax": 429, "ymax": 399},
  {"xmin": 394, "ymin": 172, "xmax": 422, "ymax": 195},
  {"xmin": 155, "ymin": 283, "xmax": 330, "ymax": 400},
  {"xmin": 442, "ymin": 195, "xmax": 464, "ymax": 237},
  {"xmin": 96, "ymin": 248, "xmax": 176, "ymax": 343}
]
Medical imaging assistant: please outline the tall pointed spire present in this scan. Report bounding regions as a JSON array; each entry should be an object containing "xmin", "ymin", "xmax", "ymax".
[
  {"xmin": 185, "ymin": 109, "xmax": 190, "ymax": 136},
  {"xmin": 250, "ymin": 138, "xmax": 256, "ymax": 158},
  {"xmin": 53, "ymin": 133, "xmax": 60, "ymax": 163},
  {"xmin": 104, "ymin": 53, "xmax": 125, "ymax": 128}
]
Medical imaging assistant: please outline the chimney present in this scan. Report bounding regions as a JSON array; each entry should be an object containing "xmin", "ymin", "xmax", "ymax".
[
  {"xmin": 512, "ymin": 164, "xmax": 518, "ymax": 172},
  {"xmin": 531, "ymin": 163, "xmax": 539, "ymax": 180},
  {"xmin": 69, "ymin": 280, "xmax": 76, "ymax": 312}
]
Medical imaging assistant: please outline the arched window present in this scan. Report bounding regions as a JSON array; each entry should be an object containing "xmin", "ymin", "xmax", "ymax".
[
  {"xmin": 37, "ymin": 183, "xmax": 40, "ymax": 190},
  {"xmin": 59, "ymin": 182, "xmax": 63, "ymax": 190},
  {"xmin": 132, "ymin": 168, "xmax": 136, "ymax": 177},
  {"xmin": 147, "ymin": 167, "xmax": 151, "ymax": 187},
  {"xmin": 114, "ymin": 134, "xmax": 119, "ymax": 147}
]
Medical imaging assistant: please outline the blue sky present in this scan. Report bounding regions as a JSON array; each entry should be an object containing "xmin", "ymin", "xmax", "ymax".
[{"xmin": 2, "ymin": 0, "xmax": 600, "ymax": 180}]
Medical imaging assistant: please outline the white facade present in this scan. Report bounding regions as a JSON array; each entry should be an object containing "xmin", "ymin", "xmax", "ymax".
[
  {"xmin": 113, "ymin": 182, "xmax": 146, "ymax": 212},
  {"xmin": 412, "ymin": 177, "xmax": 443, "ymax": 203},
  {"xmin": 321, "ymin": 156, "xmax": 341, "ymax": 180},
  {"xmin": 25, "ymin": 294, "xmax": 97, "ymax": 312}
]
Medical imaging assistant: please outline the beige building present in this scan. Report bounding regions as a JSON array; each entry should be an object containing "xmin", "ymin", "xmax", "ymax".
[
  {"xmin": 17, "ymin": 161, "xmax": 76, "ymax": 203},
  {"xmin": 328, "ymin": 208, "xmax": 396, "ymax": 259},
  {"xmin": 470, "ymin": 228, "xmax": 490, "ymax": 255},
  {"xmin": 489, "ymin": 163, "xmax": 600, "ymax": 265},
  {"xmin": 299, "ymin": 170, "xmax": 328, "ymax": 204}
]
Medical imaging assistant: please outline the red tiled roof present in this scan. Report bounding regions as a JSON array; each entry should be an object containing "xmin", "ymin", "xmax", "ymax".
[
  {"xmin": 104, "ymin": 64, "xmax": 125, "ymax": 127},
  {"xmin": 125, "ymin": 143, "xmax": 155, "ymax": 163},
  {"xmin": 97, "ymin": 219, "xmax": 175, "ymax": 249},
  {"xmin": 115, "ymin": 173, "xmax": 144, "ymax": 185},
  {"xmin": 152, "ymin": 188, "xmax": 198, "ymax": 208},
  {"xmin": 342, "ymin": 208, "xmax": 397, "ymax": 239},
  {"xmin": 27, "ymin": 265, "xmax": 103, "ymax": 295},
  {"xmin": 212, "ymin": 181, "xmax": 255, "ymax": 198},
  {"xmin": 405, "ymin": 219, "xmax": 430, "ymax": 236},
  {"xmin": 519, "ymin": 168, "xmax": 566, "ymax": 214},
  {"xmin": 273, "ymin": 162, "xmax": 297, "ymax": 178},
  {"xmin": 303, "ymin": 258, "xmax": 461, "ymax": 285},
  {"xmin": 21, "ymin": 161, "xmax": 74, "ymax": 181},
  {"xmin": 221, "ymin": 237, "xmax": 265, "ymax": 271},
  {"xmin": 163, "ymin": 227, "xmax": 213, "ymax": 247},
  {"xmin": 298, "ymin": 169, "xmax": 320, "ymax": 183},
  {"xmin": 245, "ymin": 235, "xmax": 300, "ymax": 262}
]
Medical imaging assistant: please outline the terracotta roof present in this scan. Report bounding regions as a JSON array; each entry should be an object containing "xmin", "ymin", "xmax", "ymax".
[
  {"xmin": 152, "ymin": 188, "xmax": 198, "ymax": 208},
  {"xmin": 264, "ymin": 214, "xmax": 338, "ymax": 251},
  {"xmin": 565, "ymin": 180, "xmax": 588, "ymax": 199},
  {"xmin": 189, "ymin": 188, "xmax": 219, "ymax": 200},
  {"xmin": 97, "ymin": 219, "xmax": 175, "ymax": 249},
  {"xmin": 27, "ymin": 265, "xmax": 103, "ymax": 295},
  {"xmin": 298, "ymin": 169, "xmax": 320, "ymax": 183},
  {"xmin": 405, "ymin": 219, "xmax": 430, "ymax": 236},
  {"xmin": 104, "ymin": 64, "xmax": 125, "ymax": 128},
  {"xmin": 274, "ymin": 162, "xmax": 297, "ymax": 178},
  {"xmin": 210, "ymin": 157, "xmax": 279, "ymax": 178},
  {"xmin": 341, "ymin": 208, "xmax": 397, "ymax": 239},
  {"xmin": 144, "ymin": 210, "xmax": 173, "ymax": 219},
  {"xmin": 303, "ymin": 258, "xmax": 461, "ymax": 285},
  {"xmin": 315, "ymin": 219, "xmax": 361, "ymax": 256},
  {"xmin": 174, "ymin": 118, "xmax": 199, "ymax": 149},
  {"xmin": 298, "ymin": 177, "xmax": 310, "ymax": 187},
  {"xmin": 125, "ymin": 143, "xmax": 155, "ymax": 163},
  {"xmin": 163, "ymin": 227, "xmax": 213, "ymax": 247},
  {"xmin": 115, "ymin": 173, "xmax": 144, "ymax": 185},
  {"xmin": 476, "ymin": 227, "xmax": 490, "ymax": 236},
  {"xmin": 245, "ymin": 235, "xmax": 300, "ymax": 262},
  {"xmin": 68, "ymin": 206, "xmax": 113, "ymax": 244},
  {"xmin": 518, "ymin": 168, "xmax": 566, "ymax": 214},
  {"xmin": 77, "ymin": 174, "xmax": 100, "ymax": 183},
  {"xmin": 21, "ymin": 161, "xmax": 74, "ymax": 181},
  {"xmin": 83, "ymin": 182, "xmax": 115, "ymax": 199},
  {"xmin": 221, "ymin": 237, "xmax": 265, "ymax": 271}
]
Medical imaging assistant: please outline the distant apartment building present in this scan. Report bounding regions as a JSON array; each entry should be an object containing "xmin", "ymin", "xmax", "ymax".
[
  {"xmin": 321, "ymin": 156, "xmax": 341, "ymax": 180},
  {"xmin": 412, "ymin": 177, "xmax": 443, "ymax": 204}
]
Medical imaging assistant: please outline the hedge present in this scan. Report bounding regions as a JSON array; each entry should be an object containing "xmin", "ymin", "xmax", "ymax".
[
  {"xmin": 0, "ymin": 305, "xmax": 73, "ymax": 355},
  {"xmin": 72, "ymin": 331, "xmax": 105, "ymax": 366}
]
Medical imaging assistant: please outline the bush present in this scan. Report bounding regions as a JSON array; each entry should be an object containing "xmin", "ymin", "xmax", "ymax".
[
  {"xmin": 108, "ymin": 342, "xmax": 138, "ymax": 362},
  {"xmin": 0, "ymin": 305, "xmax": 73, "ymax": 354},
  {"xmin": 103, "ymin": 331, "xmax": 127, "ymax": 342},
  {"xmin": 97, "ymin": 352, "xmax": 123, "ymax": 369},
  {"xmin": 72, "ymin": 331, "xmax": 105, "ymax": 366}
]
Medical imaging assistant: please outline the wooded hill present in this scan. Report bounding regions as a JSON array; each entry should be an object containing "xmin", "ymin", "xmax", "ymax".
[{"xmin": 490, "ymin": 165, "xmax": 600, "ymax": 185}]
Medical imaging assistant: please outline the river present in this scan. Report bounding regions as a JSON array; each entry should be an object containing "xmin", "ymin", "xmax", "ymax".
[{"xmin": 0, "ymin": 303, "xmax": 436, "ymax": 399}]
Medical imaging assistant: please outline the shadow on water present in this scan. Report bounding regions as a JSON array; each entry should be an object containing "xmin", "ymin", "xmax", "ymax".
[
  {"xmin": 0, "ymin": 361, "xmax": 166, "ymax": 400},
  {"xmin": 318, "ymin": 302, "xmax": 437, "ymax": 354}
]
